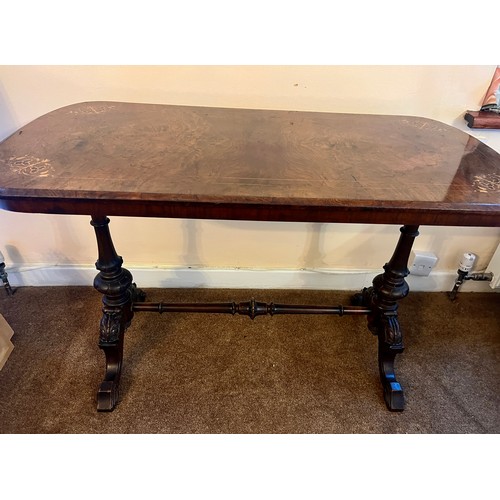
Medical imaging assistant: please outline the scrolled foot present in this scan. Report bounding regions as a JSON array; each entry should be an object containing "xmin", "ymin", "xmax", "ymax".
[
  {"xmin": 96, "ymin": 342, "xmax": 123, "ymax": 411},
  {"xmin": 383, "ymin": 380, "xmax": 404, "ymax": 411},
  {"xmin": 379, "ymin": 342, "xmax": 405, "ymax": 411},
  {"xmin": 97, "ymin": 313, "xmax": 124, "ymax": 411},
  {"xmin": 97, "ymin": 380, "xmax": 120, "ymax": 411},
  {"xmin": 91, "ymin": 215, "xmax": 136, "ymax": 412}
]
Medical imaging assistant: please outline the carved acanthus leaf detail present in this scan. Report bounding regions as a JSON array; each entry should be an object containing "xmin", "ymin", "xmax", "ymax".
[
  {"xmin": 382, "ymin": 314, "xmax": 402, "ymax": 346},
  {"xmin": 99, "ymin": 309, "xmax": 123, "ymax": 344}
]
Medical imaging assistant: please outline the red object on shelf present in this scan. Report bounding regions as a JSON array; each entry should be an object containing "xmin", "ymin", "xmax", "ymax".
[
  {"xmin": 464, "ymin": 110, "xmax": 500, "ymax": 129},
  {"xmin": 480, "ymin": 66, "xmax": 500, "ymax": 111}
]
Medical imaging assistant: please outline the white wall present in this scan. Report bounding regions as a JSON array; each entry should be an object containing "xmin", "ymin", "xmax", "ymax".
[{"xmin": 1, "ymin": 66, "xmax": 499, "ymax": 290}]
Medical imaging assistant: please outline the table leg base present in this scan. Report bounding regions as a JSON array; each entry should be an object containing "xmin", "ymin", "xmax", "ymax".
[
  {"xmin": 379, "ymin": 343, "xmax": 405, "ymax": 411},
  {"xmin": 353, "ymin": 288, "xmax": 406, "ymax": 411},
  {"xmin": 365, "ymin": 225, "xmax": 418, "ymax": 411},
  {"xmin": 91, "ymin": 218, "xmax": 417, "ymax": 413},
  {"xmin": 92, "ymin": 215, "xmax": 140, "ymax": 412},
  {"xmin": 96, "ymin": 335, "xmax": 124, "ymax": 411},
  {"xmin": 383, "ymin": 383, "xmax": 404, "ymax": 411},
  {"xmin": 97, "ymin": 380, "xmax": 120, "ymax": 411},
  {"xmin": 95, "ymin": 285, "xmax": 143, "ymax": 411}
]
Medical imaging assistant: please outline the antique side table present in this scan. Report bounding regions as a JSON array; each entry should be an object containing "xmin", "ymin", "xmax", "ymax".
[{"xmin": 0, "ymin": 102, "xmax": 499, "ymax": 412}]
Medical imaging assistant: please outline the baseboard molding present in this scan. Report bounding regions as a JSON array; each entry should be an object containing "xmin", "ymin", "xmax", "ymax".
[{"xmin": 4, "ymin": 264, "xmax": 498, "ymax": 293}]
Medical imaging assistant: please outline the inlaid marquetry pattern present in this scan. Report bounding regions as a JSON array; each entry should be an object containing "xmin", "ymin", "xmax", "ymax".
[
  {"xmin": 472, "ymin": 173, "xmax": 500, "ymax": 193},
  {"xmin": 0, "ymin": 101, "xmax": 499, "ymax": 226},
  {"xmin": 68, "ymin": 104, "xmax": 116, "ymax": 115},
  {"xmin": 6, "ymin": 155, "xmax": 53, "ymax": 177}
]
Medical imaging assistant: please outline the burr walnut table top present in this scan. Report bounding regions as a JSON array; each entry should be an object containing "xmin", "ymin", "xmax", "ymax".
[{"xmin": 0, "ymin": 101, "xmax": 499, "ymax": 226}]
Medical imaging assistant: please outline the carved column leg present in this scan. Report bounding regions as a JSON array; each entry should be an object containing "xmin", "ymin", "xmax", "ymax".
[
  {"xmin": 365, "ymin": 225, "xmax": 420, "ymax": 411},
  {"xmin": 91, "ymin": 215, "xmax": 137, "ymax": 411}
]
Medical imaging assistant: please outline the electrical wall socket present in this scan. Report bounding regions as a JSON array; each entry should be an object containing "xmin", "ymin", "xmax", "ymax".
[{"xmin": 410, "ymin": 251, "xmax": 438, "ymax": 276}]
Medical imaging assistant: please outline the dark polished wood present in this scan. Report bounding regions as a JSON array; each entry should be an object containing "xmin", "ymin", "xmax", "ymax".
[
  {"xmin": 90, "ymin": 215, "xmax": 135, "ymax": 410},
  {"xmin": 132, "ymin": 299, "xmax": 371, "ymax": 317},
  {"xmin": 353, "ymin": 225, "xmax": 420, "ymax": 410},
  {"xmin": 0, "ymin": 102, "xmax": 499, "ymax": 226},
  {"xmin": 1, "ymin": 102, "xmax": 499, "ymax": 412}
]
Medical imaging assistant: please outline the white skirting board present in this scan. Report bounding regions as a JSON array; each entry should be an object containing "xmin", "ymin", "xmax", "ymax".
[{"xmin": 4, "ymin": 264, "xmax": 499, "ymax": 293}]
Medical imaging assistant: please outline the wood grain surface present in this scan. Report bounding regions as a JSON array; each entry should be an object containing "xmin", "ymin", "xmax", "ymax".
[{"xmin": 0, "ymin": 101, "xmax": 499, "ymax": 225}]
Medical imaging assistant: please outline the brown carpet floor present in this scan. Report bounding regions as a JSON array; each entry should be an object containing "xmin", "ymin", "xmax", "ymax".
[{"xmin": 0, "ymin": 287, "xmax": 498, "ymax": 433}]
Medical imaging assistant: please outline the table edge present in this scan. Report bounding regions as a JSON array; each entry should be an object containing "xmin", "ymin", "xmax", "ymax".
[{"xmin": 1, "ymin": 195, "xmax": 499, "ymax": 227}]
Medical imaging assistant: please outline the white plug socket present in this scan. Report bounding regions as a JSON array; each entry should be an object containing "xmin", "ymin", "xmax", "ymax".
[{"xmin": 410, "ymin": 251, "xmax": 438, "ymax": 276}]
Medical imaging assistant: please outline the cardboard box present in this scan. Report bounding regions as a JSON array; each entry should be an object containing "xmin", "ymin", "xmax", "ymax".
[{"xmin": 0, "ymin": 314, "xmax": 14, "ymax": 371}]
